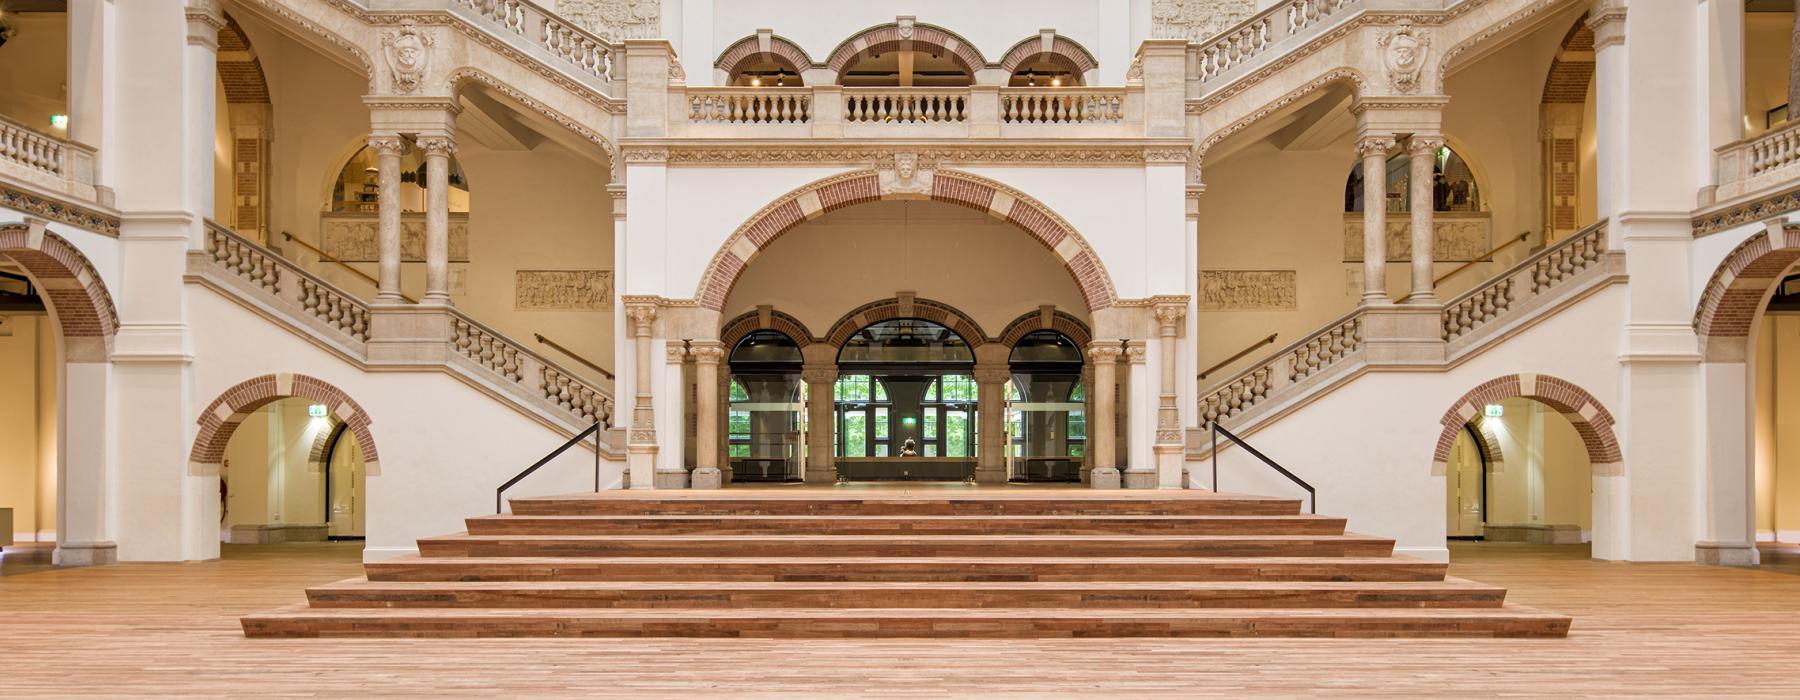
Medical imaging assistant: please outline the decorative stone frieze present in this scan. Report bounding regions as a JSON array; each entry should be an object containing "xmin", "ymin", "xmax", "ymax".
[
  {"xmin": 556, "ymin": 0, "xmax": 662, "ymax": 43},
  {"xmin": 633, "ymin": 145, "xmax": 1184, "ymax": 167},
  {"xmin": 1150, "ymin": 0, "xmax": 1256, "ymax": 42},
  {"xmin": 515, "ymin": 270, "xmax": 614, "ymax": 310},
  {"xmin": 1197, "ymin": 270, "xmax": 1296, "ymax": 311},
  {"xmin": 1377, "ymin": 21, "xmax": 1430, "ymax": 94},
  {"xmin": 380, "ymin": 21, "xmax": 436, "ymax": 94}
]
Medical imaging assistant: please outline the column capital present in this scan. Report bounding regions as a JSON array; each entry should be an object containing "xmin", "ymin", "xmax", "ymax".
[
  {"xmin": 972, "ymin": 366, "xmax": 1012, "ymax": 384},
  {"xmin": 1586, "ymin": 0, "xmax": 1627, "ymax": 50},
  {"xmin": 1153, "ymin": 301, "xmax": 1187, "ymax": 333},
  {"xmin": 689, "ymin": 341, "xmax": 725, "ymax": 364},
  {"xmin": 1087, "ymin": 342, "xmax": 1124, "ymax": 361},
  {"xmin": 1407, "ymin": 134, "xmax": 1445, "ymax": 155},
  {"xmin": 185, "ymin": 1, "xmax": 226, "ymax": 48},
  {"xmin": 625, "ymin": 302, "xmax": 658, "ymax": 336},
  {"xmin": 1356, "ymin": 135, "xmax": 1395, "ymax": 158},
  {"xmin": 665, "ymin": 342, "xmax": 688, "ymax": 364},
  {"xmin": 1126, "ymin": 341, "xmax": 1148, "ymax": 365},
  {"xmin": 801, "ymin": 366, "xmax": 839, "ymax": 384},
  {"xmin": 417, "ymin": 134, "xmax": 457, "ymax": 157},
  {"xmin": 368, "ymin": 134, "xmax": 409, "ymax": 156}
]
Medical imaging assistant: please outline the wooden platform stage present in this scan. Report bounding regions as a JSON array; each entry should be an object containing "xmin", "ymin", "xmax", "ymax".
[
  {"xmin": 237, "ymin": 485, "xmax": 1570, "ymax": 639},
  {"xmin": 7, "ymin": 538, "xmax": 1800, "ymax": 695}
]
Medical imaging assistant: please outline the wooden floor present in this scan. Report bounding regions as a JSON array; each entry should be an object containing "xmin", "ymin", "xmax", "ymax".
[{"xmin": 5, "ymin": 540, "xmax": 1800, "ymax": 695}]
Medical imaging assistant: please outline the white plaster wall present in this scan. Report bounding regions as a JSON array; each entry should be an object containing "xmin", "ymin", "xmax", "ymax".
[
  {"xmin": 1756, "ymin": 312, "xmax": 1800, "ymax": 542},
  {"xmin": 190, "ymin": 287, "xmax": 621, "ymax": 561},
  {"xmin": 1204, "ymin": 284, "xmax": 1626, "ymax": 561},
  {"xmin": 1744, "ymin": 11, "xmax": 1794, "ymax": 138},
  {"xmin": 1479, "ymin": 397, "xmax": 1593, "ymax": 532},
  {"xmin": 0, "ymin": 316, "xmax": 56, "ymax": 542},
  {"xmin": 0, "ymin": 12, "xmax": 69, "ymax": 129}
]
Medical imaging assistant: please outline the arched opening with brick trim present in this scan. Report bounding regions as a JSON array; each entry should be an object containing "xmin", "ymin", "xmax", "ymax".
[
  {"xmin": 190, "ymin": 373, "xmax": 379, "ymax": 553},
  {"xmin": 825, "ymin": 21, "xmax": 988, "ymax": 87},
  {"xmin": 0, "ymin": 220, "xmax": 120, "ymax": 566},
  {"xmin": 1694, "ymin": 224, "xmax": 1800, "ymax": 564},
  {"xmin": 1538, "ymin": 14, "xmax": 1598, "ymax": 244},
  {"xmin": 696, "ymin": 169, "xmax": 1117, "ymax": 315},
  {"xmin": 715, "ymin": 33, "xmax": 813, "ymax": 86},
  {"xmin": 997, "ymin": 32, "xmax": 1097, "ymax": 87},
  {"xmin": 216, "ymin": 12, "xmax": 275, "ymax": 239},
  {"xmin": 1433, "ymin": 373, "xmax": 1619, "ymax": 549}
]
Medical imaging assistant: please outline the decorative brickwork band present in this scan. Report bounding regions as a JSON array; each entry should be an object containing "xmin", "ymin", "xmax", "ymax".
[
  {"xmin": 1693, "ymin": 226, "xmax": 1800, "ymax": 360},
  {"xmin": 823, "ymin": 20, "xmax": 987, "ymax": 78},
  {"xmin": 696, "ymin": 169, "xmax": 1117, "ymax": 312},
  {"xmin": 997, "ymin": 32, "xmax": 1099, "ymax": 75},
  {"xmin": 996, "ymin": 308, "xmax": 1092, "ymax": 348},
  {"xmin": 824, "ymin": 296, "xmax": 988, "ymax": 348},
  {"xmin": 0, "ymin": 221, "xmax": 120, "ymax": 362},
  {"xmin": 189, "ymin": 373, "xmax": 381, "ymax": 477},
  {"xmin": 714, "ymin": 32, "xmax": 814, "ymax": 79},
  {"xmin": 719, "ymin": 307, "xmax": 818, "ymax": 349},
  {"xmin": 1430, "ymin": 373, "xmax": 1621, "ymax": 478}
]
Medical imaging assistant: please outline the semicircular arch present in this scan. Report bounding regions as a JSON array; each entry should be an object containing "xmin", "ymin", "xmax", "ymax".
[
  {"xmin": 1430, "ymin": 373, "xmax": 1620, "ymax": 478},
  {"xmin": 824, "ymin": 21, "xmax": 988, "ymax": 78},
  {"xmin": 823, "ymin": 297, "xmax": 989, "ymax": 349},
  {"xmin": 0, "ymin": 222, "xmax": 120, "ymax": 362},
  {"xmin": 189, "ymin": 373, "xmax": 382, "ymax": 476}
]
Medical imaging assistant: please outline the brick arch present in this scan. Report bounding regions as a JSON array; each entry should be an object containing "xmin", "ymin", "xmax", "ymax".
[
  {"xmin": 823, "ymin": 297, "xmax": 989, "ymax": 349},
  {"xmin": 306, "ymin": 416, "xmax": 345, "ymax": 473},
  {"xmin": 997, "ymin": 34, "xmax": 1098, "ymax": 76},
  {"xmin": 695, "ymin": 169, "xmax": 1117, "ymax": 313},
  {"xmin": 824, "ymin": 22, "xmax": 988, "ymax": 79},
  {"xmin": 1694, "ymin": 226, "xmax": 1800, "ymax": 361},
  {"xmin": 997, "ymin": 308, "xmax": 1092, "ymax": 349},
  {"xmin": 0, "ymin": 221, "xmax": 120, "ymax": 362},
  {"xmin": 189, "ymin": 373, "xmax": 381, "ymax": 477},
  {"xmin": 218, "ymin": 14, "xmax": 271, "ymax": 105},
  {"xmin": 1469, "ymin": 419, "xmax": 1508, "ymax": 475},
  {"xmin": 720, "ymin": 307, "xmax": 818, "ymax": 351},
  {"xmin": 1540, "ymin": 15, "xmax": 1594, "ymax": 105},
  {"xmin": 715, "ymin": 33, "xmax": 815, "ymax": 81},
  {"xmin": 1430, "ymin": 373, "xmax": 1621, "ymax": 478}
]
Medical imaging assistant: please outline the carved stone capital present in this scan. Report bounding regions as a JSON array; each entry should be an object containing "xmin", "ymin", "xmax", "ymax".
[
  {"xmin": 689, "ymin": 342, "xmax": 726, "ymax": 364},
  {"xmin": 665, "ymin": 343, "xmax": 688, "ymax": 363},
  {"xmin": 625, "ymin": 303, "xmax": 658, "ymax": 336},
  {"xmin": 1154, "ymin": 303, "xmax": 1187, "ymax": 332},
  {"xmin": 1087, "ymin": 343, "xmax": 1123, "ymax": 362},
  {"xmin": 972, "ymin": 367, "xmax": 1013, "ymax": 385},
  {"xmin": 1408, "ymin": 134, "xmax": 1445, "ymax": 156},
  {"xmin": 1356, "ymin": 136, "xmax": 1395, "ymax": 159},
  {"xmin": 368, "ymin": 135, "xmax": 409, "ymax": 157},
  {"xmin": 1126, "ymin": 343, "xmax": 1148, "ymax": 364},
  {"xmin": 801, "ymin": 367, "xmax": 839, "ymax": 384},
  {"xmin": 417, "ymin": 135, "xmax": 457, "ymax": 158}
]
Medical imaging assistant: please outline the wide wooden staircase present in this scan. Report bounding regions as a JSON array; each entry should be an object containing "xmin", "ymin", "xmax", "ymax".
[{"xmin": 241, "ymin": 489, "xmax": 1571, "ymax": 638}]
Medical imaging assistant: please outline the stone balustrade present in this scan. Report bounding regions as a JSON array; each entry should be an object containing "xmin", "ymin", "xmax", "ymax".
[
  {"xmin": 1195, "ymin": 0, "xmax": 1359, "ymax": 84},
  {"xmin": 1441, "ymin": 221, "xmax": 1607, "ymax": 342},
  {"xmin": 843, "ymin": 88, "xmax": 969, "ymax": 124},
  {"xmin": 1711, "ymin": 121, "xmax": 1800, "ymax": 203},
  {"xmin": 688, "ymin": 88, "xmax": 813, "ymax": 124},
  {"xmin": 0, "ymin": 113, "xmax": 99, "ymax": 203},
  {"xmin": 1000, "ymin": 88, "xmax": 1125, "ymax": 124},
  {"xmin": 1200, "ymin": 311, "xmax": 1364, "ymax": 428},
  {"xmin": 197, "ymin": 221, "xmax": 614, "ymax": 432},
  {"xmin": 452, "ymin": 0, "xmax": 620, "ymax": 85},
  {"xmin": 673, "ymin": 85, "xmax": 1144, "ymax": 138}
]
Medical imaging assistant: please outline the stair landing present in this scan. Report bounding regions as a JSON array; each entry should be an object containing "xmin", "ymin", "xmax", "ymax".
[{"xmin": 241, "ymin": 486, "xmax": 1570, "ymax": 638}]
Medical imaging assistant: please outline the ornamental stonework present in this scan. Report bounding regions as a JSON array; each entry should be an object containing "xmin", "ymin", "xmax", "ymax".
[
  {"xmin": 319, "ymin": 214, "xmax": 470, "ymax": 262},
  {"xmin": 515, "ymin": 270, "xmax": 614, "ymax": 311},
  {"xmin": 556, "ymin": 0, "xmax": 661, "ymax": 42},
  {"xmin": 1151, "ymin": 0, "xmax": 1256, "ymax": 41},
  {"xmin": 1343, "ymin": 217, "xmax": 1491, "ymax": 263},
  {"xmin": 1197, "ymin": 270, "xmax": 1296, "ymax": 311}
]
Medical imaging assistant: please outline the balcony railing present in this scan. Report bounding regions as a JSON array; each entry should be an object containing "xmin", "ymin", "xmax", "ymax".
[
  {"xmin": 0, "ymin": 113, "xmax": 98, "ymax": 203},
  {"xmin": 452, "ymin": 0, "xmax": 621, "ymax": 87},
  {"xmin": 1194, "ymin": 0, "xmax": 1360, "ymax": 85},
  {"xmin": 674, "ymin": 85, "xmax": 1143, "ymax": 138},
  {"xmin": 1713, "ymin": 120, "xmax": 1800, "ymax": 203}
]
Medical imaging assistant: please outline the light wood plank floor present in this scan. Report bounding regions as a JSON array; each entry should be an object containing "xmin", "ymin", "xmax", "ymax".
[{"xmin": 4, "ymin": 541, "xmax": 1800, "ymax": 696}]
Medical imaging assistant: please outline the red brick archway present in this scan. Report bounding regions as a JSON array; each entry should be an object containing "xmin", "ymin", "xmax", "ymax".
[
  {"xmin": 1431, "ymin": 373, "xmax": 1621, "ymax": 477},
  {"xmin": 0, "ymin": 221, "xmax": 119, "ymax": 362},
  {"xmin": 715, "ymin": 33, "xmax": 815, "ymax": 82},
  {"xmin": 189, "ymin": 373, "xmax": 380, "ymax": 476},
  {"xmin": 996, "ymin": 307, "xmax": 1092, "ymax": 348},
  {"xmin": 824, "ymin": 22, "xmax": 987, "ymax": 79},
  {"xmin": 694, "ymin": 169, "xmax": 1117, "ymax": 313},
  {"xmin": 1694, "ymin": 225, "xmax": 1800, "ymax": 360},
  {"xmin": 823, "ymin": 296, "xmax": 989, "ymax": 349},
  {"xmin": 997, "ymin": 33, "xmax": 1098, "ymax": 76},
  {"xmin": 720, "ymin": 307, "xmax": 818, "ymax": 349}
]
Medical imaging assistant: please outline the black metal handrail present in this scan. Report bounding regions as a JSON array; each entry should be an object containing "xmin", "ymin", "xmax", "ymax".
[
  {"xmin": 1210, "ymin": 422, "xmax": 1315, "ymax": 514},
  {"xmin": 496, "ymin": 421, "xmax": 602, "ymax": 514}
]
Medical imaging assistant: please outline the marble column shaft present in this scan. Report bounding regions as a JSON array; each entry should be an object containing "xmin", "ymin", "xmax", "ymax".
[
  {"xmin": 690, "ymin": 342, "xmax": 725, "ymax": 488},
  {"xmin": 419, "ymin": 134, "xmax": 454, "ymax": 305},
  {"xmin": 1408, "ymin": 134, "xmax": 1443, "ymax": 303},
  {"xmin": 1088, "ymin": 343, "xmax": 1122, "ymax": 488},
  {"xmin": 802, "ymin": 366, "xmax": 838, "ymax": 483},
  {"xmin": 973, "ymin": 365, "xmax": 1012, "ymax": 484},
  {"xmin": 1359, "ymin": 135, "xmax": 1395, "ymax": 304},
  {"xmin": 371, "ymin": 135, "xmax": 406, "ymax": 303}
]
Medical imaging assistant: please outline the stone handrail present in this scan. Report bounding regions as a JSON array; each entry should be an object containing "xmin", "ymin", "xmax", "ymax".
[
  {"xmin": 687, "ymin": 87, "xmax": 814, "ymax": 124},
  {"xmin": 0, "ymin": 113, "xmax": 98, "ymax": 203},
  {"xmin": 844, "ymin": 87, "xmax": 970, "ymax": 124},
  {"xmin": 1440, "ymin": 221, "xmax": 1607, "ymax": 342},
  {"xmin": 1200, "ymin": 309, "xmax": 1365, "ymax": 428},
  {"xmin": 1195, "ymin": 0, "xmax": 1360, "ymax": 84},
  {"xmin": 1712, "ymin": 120, "xmax": 1800, "ymax": 203},
  {"xmin": 451, "ymin": 0, "xmax": 621, "ymax": 85},
  {"xmin": 197, "ymin": 221, "xmax": 616, "ymax": 434},
  {"xmin": 999, "ymin": 87, "xmax": 1126, "ymax": 124}
]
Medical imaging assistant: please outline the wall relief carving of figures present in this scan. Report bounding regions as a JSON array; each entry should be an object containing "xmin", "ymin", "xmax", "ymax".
[
  {"xmin": 556, "ymin": 0, "xmax": 661, "ymax": 42},
  {"xmin": 380, "ymin": 21, "xmax": 434, "ymax": 93},
  {"xmin": 515, "ymin": 270, "xmax": 614, "ymax": 311},
  {"xmin": 1377, "ymin": 21, "xmax": 1430, "ymax": 93},
  {"xmin": 1198, "ymin": 270, "xmax": 1297, "ymax": 311},
  {"xmin": 319, "ymin": 214, "xmax": 470, "ymax": 263},
  {"xmin": 1151, "ymin": 0, "xmax": 1256, "ymax": 41},
  {"xmin": 1342, "ymin": 216, "xmax": 1491, "ymax": 262}
]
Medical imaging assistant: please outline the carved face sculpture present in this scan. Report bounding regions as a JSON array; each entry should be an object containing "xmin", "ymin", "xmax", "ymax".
[
  {"xmin": 896, "ymin": 153, "xmax": 917, "ymax": 181},
  {"xmin": 1389, "ymin": 35, "xmax": 1419, "ymax": 71},
  {"xmin": 395, "ymin": 40, "xmax": 422, "ymax": 70}
]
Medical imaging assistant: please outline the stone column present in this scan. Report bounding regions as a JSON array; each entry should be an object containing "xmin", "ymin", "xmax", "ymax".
[
  {"xmin": 1408, "ymin": 134, "xmax": 1443, "ymax": 303},
  {"xmin": 1124, "ymin": 341, "xmax": 1154, "ymax": 488},
  {"xmin": 1151, "ymin": 302, "xmax": 1187, "ymax": 488},
  {"xmin": 1790, "ymin": 0, "xmax": 1800, "ymax": 113},
  {"xmin": 418, "ymin": 134, "xmax": 455, "ymax": 305},
  {"xmin": 1358, "ymin": 135, "xmax": 1395, "ymax": 304},
  {"xmin": 973, "ymin": 365, "xmax": 1012, "ymax": 484},
  {"xmin": 370, "ymin": 134, "xmax": 407, "ymax": 303},
  {"xmin": 625, "ymin": 302, "xmax": 659, "ymax": 489},
  {"xmin": 802, "ymin": 365, "xmax": 838, "ymax": 483},
  {"xmin": 689, "ymin": 341, "xmax": 725, "ymax": 489},
  {"xmin": 1087, "ymin": 342, "xmax": 1122, "ymax": 489},
  {"xmin": 657, "ymin": 342, "xmax": 690, "ymax": 489}
]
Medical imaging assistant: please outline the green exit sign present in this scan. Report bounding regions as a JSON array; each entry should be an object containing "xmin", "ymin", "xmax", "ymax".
[{"xmin": 1484, "ymin": 404, "xmax": 1504, "ymax": 418}]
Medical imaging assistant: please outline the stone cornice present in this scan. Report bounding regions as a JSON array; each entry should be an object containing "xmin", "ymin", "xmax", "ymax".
[
  {"xmin": 619, "ymin": 141, "xmax": 1193, "ymax": 167},
  {"xmin": 0, "ymin": 182, "xmax": 121, "ymax": 237},
  {"xmin": 1693, "ymin": 183, "xmax": 1800, "ymax": 237}
]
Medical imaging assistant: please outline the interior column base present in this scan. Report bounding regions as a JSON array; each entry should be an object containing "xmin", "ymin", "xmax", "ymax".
[
  {"xmin": 653, "ymin": 468, "xmax": 690, "ymax": 489},
  {"xmin": 1089, "ymin": 467, "xmax": 1121, "ymax": 489},
  {"xmin": 1694, "ymin": 541, "xmax": 1760, "ymax": 567},
  {"xmin": 690, "ymin": 467, "xmax": 722, "ymax": 489},
  {"xmin": 1121, "ymin": 469, "xmax": 1156, "ymax": 489},
  {"xmin": 53, "ymin": 541, "xmax": 118, "ymax": 567}
]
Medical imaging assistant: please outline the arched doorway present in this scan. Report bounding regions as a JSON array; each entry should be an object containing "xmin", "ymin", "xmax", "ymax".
[
  {"xmin": 0, "ymin": 221, "xmax": 118, "ymax": 566},
  {"xmin": 1005, "ymin": 330, "xmax": 1086, "ymax": 482},
  {"xmin": 833, "ymin": 317, "xmax": 979, "ymax": 481},
  {"xmin": 725, "ymin": 329, "xmax": 806, "ymax": 482}
]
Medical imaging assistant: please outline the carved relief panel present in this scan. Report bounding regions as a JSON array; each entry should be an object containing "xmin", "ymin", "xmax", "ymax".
[
  {"xmin": 318, "ymin": 213, "xmax": 470, "ymax": 263},
  {"xmin": 1151, "ymin": 0, "xmax": 1256, "ymax": 41},
  {"xmin": 1197, "ymin": 270, "xmax": 1297, "ymax": 311},
  {"xmin": 555, "ymin": 0, "xmax": 662, "ymax": 42},
  {"xmin": 516, "ymin": 270, "xmax": 614, "ymax": 311},
  {"xmin": 1342, "ymin": 215, "xmax": 1492, "ymax": 262}
]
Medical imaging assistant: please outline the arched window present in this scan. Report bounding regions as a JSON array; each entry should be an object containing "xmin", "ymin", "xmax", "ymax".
[
  {"xmin": 1344, "ymin": 141, "xmax": 1482, "ymax": 214},
  {"xmin": 837, "ymin": 318, "xmax": 975, "ymax": 365},
  {"xmin": 729, "ymin": 57, "xmax": 803, "ymax": 87},
  {"xmin": 1007, "ymin": 54, "xmax": 1084, "ymax": 87},
  {"xmin": 726, "ymin": 330, "xmax": 804, "ymax": 481},
  {"xmin": 834, "ymin": 318, "xmax": 977, "ymax": 467},
  {"xmin": 1006, "ymin": 330, "xmax": 1085, "ymax": 482},
  {"xmin": 329, "ymin": 142, "xmax": 470, "ymax": 214}
]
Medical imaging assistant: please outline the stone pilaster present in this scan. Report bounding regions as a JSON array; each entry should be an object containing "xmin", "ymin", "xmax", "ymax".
[
  {"xmin": 689, "ymin": 341, "xmax": 725, "ymax": 489},
  {"xmin": 417, "ymin": 134, "xmax": 455, "ymax": 305},
  {"xmin": 1408, "ymin": 134, "xmax": 1443, "ymax": 303},
  {"xmin": 370, "ymin": 134, "xmax": 407, "ymax": 303},
  {"xmin": 973, "ymin": 364, "xmax": 1012, "ymax": 484},
  {"xmin": 802, "ymin": 365, "xmax": 838, "ymax": 483},
  {"xmin": 656, "ymin": 341, "xmax": 690, "ymax": 489},
  {"xmin": 1087, "ymin": 342, "xmax": 1122, "ymax": 489},
  {"xmin": 1150, "ymin": 302, "xmax": 1186, "ymax": 489},
  {"xmin": 1358, "ymin": 135, "xmax": 1394, "ymax": 304},
  {"xmin": 626, "ymin": 302, "xmax": 659, "ymax": 489},
  {"xmin": 1124, "ymin": 341, "xmax": 1155, "ymax": 489}
]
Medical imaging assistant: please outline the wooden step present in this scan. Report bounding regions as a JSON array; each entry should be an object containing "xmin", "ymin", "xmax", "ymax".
[
  {"xmin": 465, "ymin": 514, "xmax": 1350, "ymax": 536},
  {"xmin": 242, "ymin": 604, "xmax": 1572, "ymax": 638},
  {"xmin": 416, "ymin": 534, "xmax": 1396, "ymax": 559},
  {"xmin": 508, "ymin": 493, "xmax": 1303, "ymax": 517},
  {"xmin": 304, "ymin": 577, "xmax": 1509, "ymax": 610},
  {"xmin": 364, "ymin": 556, "xmax": 1448, "ymax": 583}
]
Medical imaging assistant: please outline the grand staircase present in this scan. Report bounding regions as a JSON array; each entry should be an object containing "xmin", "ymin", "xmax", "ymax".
[{"xmin": 241, "ymin": 488, "xmax": 1570, "ymax": 638}]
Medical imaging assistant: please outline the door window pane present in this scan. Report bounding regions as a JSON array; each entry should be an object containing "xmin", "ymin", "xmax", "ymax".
[
  {"xmin": 924, "ymin": 407, "xmax": 938, "ymax": 439},
  {"xmin": 946, "ymin": 410, "xmax": 969, "ymax": 457},
  {"xmin": 842, "ymin": 412, "xmax": 867, "ymax": 457}
]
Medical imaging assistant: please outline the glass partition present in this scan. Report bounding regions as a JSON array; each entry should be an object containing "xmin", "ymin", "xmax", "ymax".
[
  {"xmin": 1007, "ymin": 330, "xmax": 1086, "ymax": 482},
  {"xmin": 727, "ymin": 331, "xmax": 804, "ymax": 482}
]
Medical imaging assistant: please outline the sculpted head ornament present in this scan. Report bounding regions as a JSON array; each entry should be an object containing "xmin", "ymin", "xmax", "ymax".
[
  {"xmin": 1377, "ymin": 21, "xmax": 1430, "ymax": 94},
  {"xmin": 381, "ymin": 22, "xmax": 435, "ymax": 94}
]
